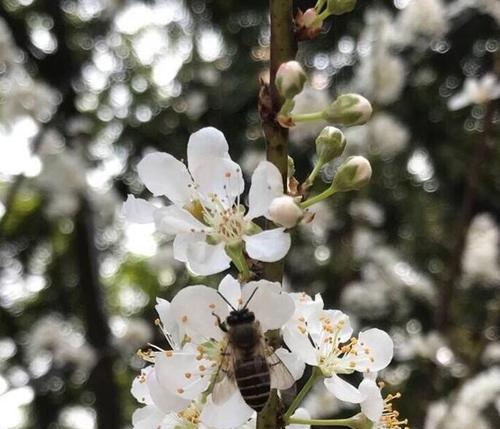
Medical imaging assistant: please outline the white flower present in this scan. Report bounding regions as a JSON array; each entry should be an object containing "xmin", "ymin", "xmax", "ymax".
[
  {"xmin": 396, "ymin": 0, "xmax": 448, "ymax": 45},
  {"xmin": 448, "ymin": 74, "xmax": 500, "ymax": 110},
  {"xmin": 462, "ymin": 213, "xmax": 500, "ymax": 286},
  {"xmin": 354, "ymin": 10, "xmax": 405, "ymax": 106},
  {"xmin": 282, "ymin": 293, "xmax": 393, "ymax": 404},
  {"xmin": 123, "ymin": 127, "xmax": 291, "ymax": 276},
  {"xmin": 150, "ymin": 276, "xmax": 301, "ymax": 428},
  {"xmin": 357, "ymin": 377, "xmax": 409, "ymax": 428}
]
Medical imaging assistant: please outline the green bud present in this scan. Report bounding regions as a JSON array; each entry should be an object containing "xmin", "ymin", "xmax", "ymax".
[
  {"xmin": 322, "ymin": 94, "xmax": 372, "ymax": 126},
  {"xmin": 327, "ymin": 0, "xmax": 357, "ymax": 15},
  {"xmin": 275, "ymin": 61, "xmax": 307, "ymax": 99},
  {"xmin": 315, "ymin": 126, "xmax": 346, "ymax": 163},
  {"xmin": 331, "ymin": 156, "xmax": 372, "ymax": 192}
]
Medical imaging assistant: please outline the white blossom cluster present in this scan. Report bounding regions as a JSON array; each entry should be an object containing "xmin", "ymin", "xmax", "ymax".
[
  {"xmin": 26, "ymin": 315, "xmax": 96, "ymax": 376},
  {"xmin": 124, "ymin": 128, "xmax": 403, "ymax": 429},
  {"xmin": 130, "ymin": 276, "xmax": 395, "ymax": 429},
  {"xmin": 0, "ymin": 18, "xmax": 59, "ymax": 125},
  {"xmin": 424, "ymin": 367, "xmax": 500, "ymax": 429},
  {"xmin": 461, "ymin": 213, "xmax": 500, "ymax": 287}
]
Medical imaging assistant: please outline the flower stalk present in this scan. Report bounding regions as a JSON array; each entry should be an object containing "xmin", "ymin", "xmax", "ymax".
[
  {"xmin": 286, "ymin": 417, "xmax": 357, "ymax": 428},
  {"xmin": 283, "ymin": 366, "xmax": 322, "ymax": 421}
]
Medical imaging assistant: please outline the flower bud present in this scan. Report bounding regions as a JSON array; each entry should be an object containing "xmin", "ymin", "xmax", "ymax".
[
  {"xmin": 322, "ymin": 94, "xmax": 372, "ymax": 126},
  {"xmin": 315, "ymin": 126, "xmax": 346, "ymax": 163},
  {"xmin": 275, "ymin": 61, "xmax": 307, "ymax": 99},
  {"xmin": 327, "ymin": 0, "xmax": 357, "ymax": 15},
  {"xmin": 331, "ymin": 156, "xmax": 372, "ymax": 192},
  {"xmin": 268, "ymin": 195, "xmax": 303, "ymax": 228},
  {"xmin": 303, "ymin": 8, "xmax": 322, "ymax": 30}
]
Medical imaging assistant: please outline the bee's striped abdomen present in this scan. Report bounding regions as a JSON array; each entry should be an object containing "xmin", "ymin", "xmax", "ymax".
[{"xmin": 234, "ymin": 355, "xmax": 271, "ymax": 412}]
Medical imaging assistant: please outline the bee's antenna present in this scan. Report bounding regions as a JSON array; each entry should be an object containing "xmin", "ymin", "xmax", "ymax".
[
  {"xmin": 242, "ymin": 287, "xmax": 259, "ymax": 310},
  {"xmin": 217, "ymin": 291, "xmax": 237, "ymax": 311}
]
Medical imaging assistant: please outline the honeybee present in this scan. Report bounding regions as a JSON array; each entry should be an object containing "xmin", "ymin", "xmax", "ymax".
[{"xmin": 212, "ymin": 288, "xmax": 295, "ymax": 412}]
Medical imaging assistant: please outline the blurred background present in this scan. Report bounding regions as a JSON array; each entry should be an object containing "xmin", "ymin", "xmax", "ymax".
[{"xmin": 0, "ymin": 0, "xmax": 499, "ymax": 428}]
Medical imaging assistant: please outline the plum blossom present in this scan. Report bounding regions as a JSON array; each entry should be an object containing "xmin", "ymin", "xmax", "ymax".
[
  {"xmin": 283, "ymin": 292, "xmax": 393, "ymax": 404},
  {"xmin": 448, "ymin": 73, "xmax": 500, "ymax": 110},
  {"xmin": 357, "ymin": 377, "xmax": 409, "ymax": 429},
  {"xmin": 132, "ymin": 275, "xmax": 302, "ymax": 429},
  {"xmin": 123, "ymin": 127, "xmax": 291, "ymax": 276}
]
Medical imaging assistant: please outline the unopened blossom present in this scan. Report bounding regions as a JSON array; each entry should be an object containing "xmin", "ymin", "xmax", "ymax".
[
  {"xmin": 448, "ymin": 73, "xmax": 500, "ymax": 110},
  {"xmin": 332, "ymin": 156, "xmax": 372, "ymax": 192},
  {"xmin": 123, "ymin": 127, "xmax": 291, "ymax": 276},
  {"xmin": 323, "ymin": 94, "xmax": 373, "ymax": 127},
  {"xmin": 150, "ymin": 276, "xmax": 303, "ymax": 428},
  {"xmin": 283, "ymin": 292, "xmax": 393, "ymax": 404},
  {"xmin": 275, "ymin": 61, "xmax": 307, "ymax": 99},
  {"xmin": 268, "ymin": 195, "xmax": 304, "ymax": 229}
]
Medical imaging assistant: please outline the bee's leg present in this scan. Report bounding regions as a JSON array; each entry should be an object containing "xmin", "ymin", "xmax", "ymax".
[{"xmin": 212, "ymin": 312, "xmax": 227, "ymax": 332}]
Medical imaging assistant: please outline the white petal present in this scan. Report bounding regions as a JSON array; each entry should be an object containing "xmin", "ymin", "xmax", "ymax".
[
  {"xmin": 185, "ymin": 240, "xmax": 232, "ymax": 276},
  {"xmin": 287, "ymin": 408, "xmax": 311, "ymax": 429},
  {"xmin": 148, "ymin": 366, "xmax": 190, "ymax": 413},
  {"xmin": 173, "ymin": 232, "xmax": 204, "ymax": 262},
  {"xmin": 155, "ymin": 351, "xmax": 211, "ymax": 400},
  {"xmin": 447, "ymin": 92, "xmax": 470, "ymax": 110},
  {"xmin": 218, "ymin": 275, "xmax": 242, "ymax": 310},
  {"xmin": 282, "ymin": 323, "xmax": 318, "ymax": 366},
  {"xmin": 171, "ymin": 285, "xmax": 229, "ymax": 341},
  {"xmin": 324, "ymin": 374, "xmax": 363, "ymax": 403},
  {"xmin": 187, "ymin": 127, "xmax": 230, "ymax": 173},
  {"xmin": 242, "ymin": 280, "xmax": 294, "ymax": 331},
  {"xmin": 357, "ymin": 328, "xmax": 394, "ymax": 371},
  {"xmin": 131, "ymin": 366, "xmax": 153, "ymax": 404},
  {"xmin": 274, "ymin": 347, "xmax": 305, "ymax": 384},
  {"xmin": 154, "ymin": 205, "xmax": 207, "ymax": 235},
  {"xmin": 289, "ymin": 293, "xmax": 324, "ymax": 320},
  {"xmin": 246, "ymin": 161, "xmax": 284, "ymax": 220},
  {"xmin": 132, "ymin": 405, "xmax": 165, "ymax": 429},
  {"xmin": 123, "ymin": 195, "xmax": 156, "ymax": 224},
  {"xmin": 201, "ymin": 389, "xmax": 255, "ymax": 429},
  {"xmin": 359, "ymin": 379, "xmax": 384, "ymax": 422},
  {"xmin": 137, "ymin": 152, "xmax": 193, "ymax": 204},
  {"xmin": 307, "ymin": 310, "xmax": 352, "ymax": 347},
  {"xmin": 191, "ymin": 158, "xmax": 244, "ymax": 208},
  {"xmin": 155, "ymin": 298, "xmax": 181, "ymax": 349},
  {"xmin": 244, "ymin": 228, "xmax": 291, "ymax": 262}
]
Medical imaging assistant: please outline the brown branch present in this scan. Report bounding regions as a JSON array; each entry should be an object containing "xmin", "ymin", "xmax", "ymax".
[
  {"xmin": 74, "ymin": 196, "xmax": 122, "ymax": 429},
  {"xmin": 259, "ymin": 0, "xmax": 297, "ymax": 284},
  {"xmin": 257, "ymin": 2, "xmax": 297, "ymax": 429},
  {"xmin": 437, "ymin": 102, "xmax": 495, "ymax": 330}
]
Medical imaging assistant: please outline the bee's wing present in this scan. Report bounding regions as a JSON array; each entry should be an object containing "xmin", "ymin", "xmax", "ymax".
[
  {"xmin": 266, "ymin": 348, "xmax": 296, "ymax": 391},
  {"xmin": 211, "ymin": 342, "xmax": 238, "ymax": 405}
]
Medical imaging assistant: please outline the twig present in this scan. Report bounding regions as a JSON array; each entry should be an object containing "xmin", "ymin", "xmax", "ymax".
[
  {"xmin": 257, "ymin": 1, "xmax": 297, "ymax": 428},
  {"xmin": 437, "ymin": 101, "xmax": 495, "ymax": 330}
]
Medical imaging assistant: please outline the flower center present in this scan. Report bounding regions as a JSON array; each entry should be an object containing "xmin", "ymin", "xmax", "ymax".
[
  {"xmin": 315, "ymin": 319, "xmax": 358, "ymax": 375},
  {"xmin": 177, "ymin": 402, "xmax": 202, "ymax": 427},
  {"xmin": 203, "ymin": 194, "xmax": 247, "ymax": 243}
]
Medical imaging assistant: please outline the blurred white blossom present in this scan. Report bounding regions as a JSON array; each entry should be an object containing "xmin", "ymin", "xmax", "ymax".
[
  {"xmin": 395, "ymin": 0, "xmax": 448, "ymax": 46},
  {"xmin": 448, "ymin": 74, "xmax": 500, "ymax": 110},
  {"xmin": 462, "ymin": 213, "xmax": 500, "ymax": 286}
]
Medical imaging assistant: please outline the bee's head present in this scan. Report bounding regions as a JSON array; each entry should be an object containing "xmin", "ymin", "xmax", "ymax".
[{"xmin": 226, "ymin": 308, "xmax": 255, "ymax": 326}]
